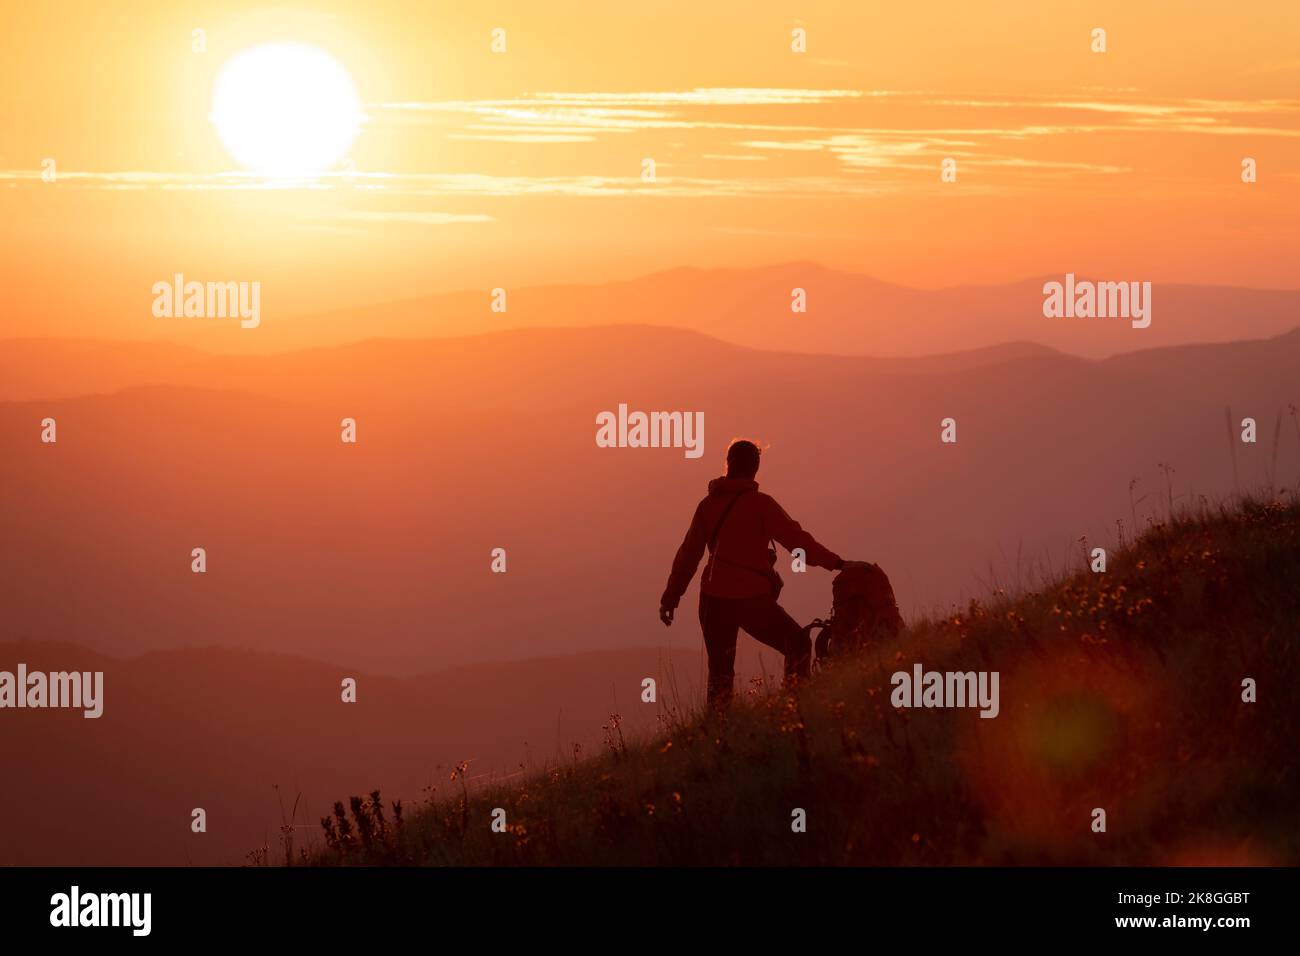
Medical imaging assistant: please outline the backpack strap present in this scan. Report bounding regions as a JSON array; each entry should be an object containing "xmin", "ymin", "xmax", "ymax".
[
  {"xmin": 708, "ymin": 490, "xmax": 750, "ymax": 552},
  {"xmin": 705, "ymin": 490, "xmax": 785, "ymax": 596}
]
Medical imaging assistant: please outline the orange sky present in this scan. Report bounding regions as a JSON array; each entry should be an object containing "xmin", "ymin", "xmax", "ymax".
[{"xmin": 2, "ymin": 0, "xmax": 1298, "ymax": 340}]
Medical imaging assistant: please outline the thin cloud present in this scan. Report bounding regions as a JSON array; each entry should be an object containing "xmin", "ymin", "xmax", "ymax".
[
  {"xmin": 1, "ymin": 87, "xmax": 1294, "ymax": 201},
  {"xmin": 379, "ymin": 88, "xmax": 865, "ymax": 110},
  {"xmin": 324, "ymin": 210, "xmax": 494, "ymax": 225}
]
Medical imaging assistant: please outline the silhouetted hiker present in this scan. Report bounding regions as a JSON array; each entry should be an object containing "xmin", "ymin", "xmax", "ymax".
[{"xmin": 659, "ymin": 439, "xmax": 853, "ymax": 708}]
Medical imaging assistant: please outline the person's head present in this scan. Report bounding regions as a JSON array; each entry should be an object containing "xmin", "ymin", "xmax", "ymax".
[{"xmin": 725, "ymin": 439, "xmax": 762, "ymax": 480}]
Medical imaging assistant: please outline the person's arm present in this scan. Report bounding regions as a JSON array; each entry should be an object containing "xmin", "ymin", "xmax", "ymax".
[
  {"xmin": 764, "ymin": 497, "xmax": 843, "ymax": 571},
  {"xmin": 660, "ymin": 500, "xmax": 710, "ymax": 616}
]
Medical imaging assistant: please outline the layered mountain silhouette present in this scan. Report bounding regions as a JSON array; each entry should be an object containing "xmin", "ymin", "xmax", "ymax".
[
  {"xmin": 322, "ymin": 263, "xmax": 1298, "ymax": 359},
  {"xmin": 3, "ymin": 270, "xmax": 1299, "ymax": 866},
  {"xmin": 19, "ymin": 263, "xmax": 1299, "ymax": 358},
  {"xmin": 3, "ymin": 325, "xmax": 1297, "ymax": 674}
]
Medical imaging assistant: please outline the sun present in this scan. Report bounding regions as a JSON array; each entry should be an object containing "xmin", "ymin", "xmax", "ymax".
[{"xmin": 211, "ymin": 42, "xmax": 364, "ymax": 179}]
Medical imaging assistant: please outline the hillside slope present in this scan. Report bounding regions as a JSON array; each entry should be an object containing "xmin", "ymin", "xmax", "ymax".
[
  {"xmin": 310, "ymin": 499, "xmax": 1300, "ymax": 866},
  {"xmin": 0, "ymin": 642, "xmax": 727, "ymax": 866}
]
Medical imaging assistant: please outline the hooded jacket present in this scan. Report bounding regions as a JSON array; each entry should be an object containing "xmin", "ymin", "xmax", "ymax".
[{"xmin": 660, "ymin": 476, "xmax": 843, "ymax": 609}]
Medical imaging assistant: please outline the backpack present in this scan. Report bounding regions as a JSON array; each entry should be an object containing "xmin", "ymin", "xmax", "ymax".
[{"xmin": 809, "ymin": 562, "xmax": 904, "ymax": 662}]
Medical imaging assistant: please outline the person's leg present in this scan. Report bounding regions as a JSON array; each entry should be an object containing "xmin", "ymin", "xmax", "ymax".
[
  {"xmin": 737, "ymin": 597, "xmax": 812, "ymax": 684},
  {"xmin": 698, "ymin": 594, "xmax": 740, "ymax": 708}
]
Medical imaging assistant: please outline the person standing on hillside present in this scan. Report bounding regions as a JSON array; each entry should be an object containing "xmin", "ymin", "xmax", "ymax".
[{"xmin": 659, "ymin": 439, "xmax": 852, "ymax": 708}]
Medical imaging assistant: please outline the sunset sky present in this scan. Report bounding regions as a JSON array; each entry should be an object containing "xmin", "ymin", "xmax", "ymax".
[
  {"xmin": 2, "ymin": 0, "xmax": 1298, "ymax": 340},
  {"xmin": 3, "ymin": 2, "xmax": 1299, "ymax": 877}
]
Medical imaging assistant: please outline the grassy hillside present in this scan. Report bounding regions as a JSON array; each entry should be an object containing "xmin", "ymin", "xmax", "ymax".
[
  {"xmin": 307, "ymin": 498, "xmax": 1300, "ymax": 866},
  {"xmin": 0, "ymin": 642, "xmax": 719, "ymax": 866}
]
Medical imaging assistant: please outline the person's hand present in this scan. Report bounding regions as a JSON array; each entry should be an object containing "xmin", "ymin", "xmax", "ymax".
[
  {"xmin": 659, "ymin": 605, "xmax": 675, "ymax": 627},
  {"xmin": 840, "ymin": 560, "xmax": 872, "ymax": 571}
]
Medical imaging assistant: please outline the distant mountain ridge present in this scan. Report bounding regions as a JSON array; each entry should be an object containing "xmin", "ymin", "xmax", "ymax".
[
  {"xmin": 292, "ymin": 262, "xmax": 1300, "ymax": 360},
  {"xmin": 19, "ymin": 261, "xmax": 1298, "ymax": 359},
  {"xmin": 3, "ymin": 323, "xmax": 1298, "ymax": 678},
  {"xmin": 0, "ymin": 327, "xmax": 1069, "ymax": 402}
]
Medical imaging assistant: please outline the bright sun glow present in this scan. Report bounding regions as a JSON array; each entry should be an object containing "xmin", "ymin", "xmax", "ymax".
[{"xmin": 211, "ymin": 43, "xmax": 363, "ymax": 179}]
